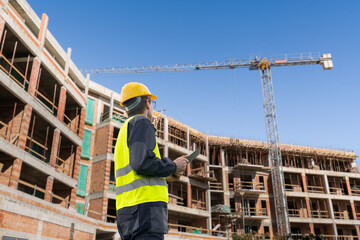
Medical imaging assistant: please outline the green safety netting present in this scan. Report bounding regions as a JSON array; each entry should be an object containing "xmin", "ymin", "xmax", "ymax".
[
  {"xmin": 85, "ymin": 98, "xmax": 94, "ymax": 125},
  {"xmin": 81, "ymin": 130, "xmax": 91, "ymax": 159},
  {"xmin": 76, "ymin": 165, "xmax": 88, "ymax": 197},
  {"xmin": 75, "ymin": 203, "xmax": 85, "ymax": 214}
]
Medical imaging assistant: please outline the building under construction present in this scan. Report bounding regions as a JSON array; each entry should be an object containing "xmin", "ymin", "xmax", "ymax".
[{"xmin": 0, "ymin": 0, "xmax": 359, "ymax": 239}]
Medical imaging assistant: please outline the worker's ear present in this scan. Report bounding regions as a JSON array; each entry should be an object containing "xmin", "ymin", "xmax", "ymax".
[{"xmin": 145, "ymin": 98, "xmax": 151, "ymax": 110}]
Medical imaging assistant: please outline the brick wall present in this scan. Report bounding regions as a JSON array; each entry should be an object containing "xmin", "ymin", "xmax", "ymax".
[
  {"xmin": 90, "ymin": 160, "xmax": 106, "ymax": 193},
  {"xmin": 42, "ymin": 221, "xmax": 70, "ymax": 239},
  {"xmin": 94, "ymin": 125, "xmax": 109, "ymax": 156},
  {"xmin": 89, "ymin": 198, "xmax": 103, "ymax": 220},
  {"xmin": 0, "ymin": 210, "xmax": 39, "ymax": 235}
]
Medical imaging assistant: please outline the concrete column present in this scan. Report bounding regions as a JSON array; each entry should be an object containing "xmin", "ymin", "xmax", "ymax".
[
  {"xmin": 85, "ymin": 74, "xmax": 90, "ymax": 99},
  {"xmin": 205, "ymin": 135, "xmax": 209, "ymax": 157},
  {"xmin": 220, "ymin": 148, "xmax": 229, "ymax": 205},
  {"xmin": 309, "ymin": 223, "xmax": 315, "ymax": 235},
  {"xmin": 323, "ymin": 175, "xmax": 336, "ymax": 222},
  {"xmin": 109, "ymin": 92, "xmax": 114, "ymax": 120},
  {"xmin": 186, "ymin": 164, "xmax": 192, "ymax": 208},
  {"xmin": 163, "ymin": 145, "xmax": 169, "ymax": 158},
  {"xmin": 44, "ymin": 176, "xmax": 54, "ymax": 202},
  {"xmin": 220, "ymin": 148, "xmax": 225, "ymax": 166},
  {"xmin": 345, "ymin": 176, "xmax": 352, "ymax": 196},
  {"xmin": 301, "ymin": 172, "xmax": 308, "ymax": 192},
  {"xmin": 57, "ymin": 86, "xmax": 67, "ymax": 122},
  {"xmin": 27, "ymin": 57, "xmax": 41, "ymax": 96},
  {"xmin": 64, "ymin": 48, "xmax": 72, "ymax": 77},
  {"xmin": 164, "ymin": 117, "xmax": 168, "ymax": 141},
  {"xmin": 186, "ymin": 127, "xmax": 190, "ymax": 149},
  {"xmin": 323, "ymin": 174, "xmax": 330, "ymax": 194},
  {"xmin": 49, "ymin": 128, "xmax": 61, "ymax": 168},
  {"xmin": 96, "ymin": 99, "xmax": 102, "ymax": 123},
  {"xmin": 305, "ymin": 197, "xmax": 312, "ymax": 218},
  {"xmin": 355, "ymin": 225, "xmax": 360, "ymax": 239},
  {"xmin": 37, "ymin": 13, "xmax": 49, "ymax": 50}
]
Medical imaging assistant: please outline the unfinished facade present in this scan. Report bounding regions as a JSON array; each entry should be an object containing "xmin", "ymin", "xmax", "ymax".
[{"xmin": 0, "ymin": 0, "xmax": 359, "ymax": 240}]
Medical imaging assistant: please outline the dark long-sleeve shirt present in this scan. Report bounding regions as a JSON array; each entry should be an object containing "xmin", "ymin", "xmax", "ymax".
[{"xmin": 127, "ymin": 115, "xmax": 176, "ymax": 177}]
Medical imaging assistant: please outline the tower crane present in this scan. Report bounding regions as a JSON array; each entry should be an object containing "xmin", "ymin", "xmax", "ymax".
[{"xmin": 82, "ymin": 52, "xmax": 333, "ymax": 237}]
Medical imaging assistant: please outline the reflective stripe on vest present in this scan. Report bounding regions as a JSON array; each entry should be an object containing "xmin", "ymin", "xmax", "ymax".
[{"xmin": 114, "ymin": 115, "xmax": 168, "ymax": 210}]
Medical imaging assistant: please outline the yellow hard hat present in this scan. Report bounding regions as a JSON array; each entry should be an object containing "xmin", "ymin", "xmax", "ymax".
[{"xmin": 119, "ymin": 82, "xmax": 157, "ymax": 106}]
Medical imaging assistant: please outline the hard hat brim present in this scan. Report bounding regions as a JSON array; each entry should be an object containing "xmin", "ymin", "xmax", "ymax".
[{"xmin": 120, "ymin": 94, "xmax": 157, "ymax": 106}]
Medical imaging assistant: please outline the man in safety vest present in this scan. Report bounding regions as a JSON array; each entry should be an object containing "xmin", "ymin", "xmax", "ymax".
[{"xmin": 115, "ymin": 82, "xmax": 189, "ymax": 240}]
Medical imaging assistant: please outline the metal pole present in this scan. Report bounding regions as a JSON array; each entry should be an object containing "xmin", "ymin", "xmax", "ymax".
[
  {"xmin": 24, "ymin": 54, "xmax": 30, "ymax": 84},
  {"xmin": 8, "ymin": 102, "xmax": 16, "ymax": 142},
  {"xmin": 0, "ymin": 29, "xmax": 7, "ymax": 54},
  {"xmin": 52, "ymin": 84, "xmax": 57, "ymax": 114},
  {"xmin": 35, "ymin": 68, "xmax": 42, "ymax": 97}
]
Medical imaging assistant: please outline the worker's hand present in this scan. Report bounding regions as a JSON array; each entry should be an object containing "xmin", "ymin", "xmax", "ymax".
[
  {"xmin": 166, "ymin": 174, "xmax": 180, "ymax": 183},
  {"xmin": 174, "ymin": 155, "xmax": 189, "ymax": 173}
]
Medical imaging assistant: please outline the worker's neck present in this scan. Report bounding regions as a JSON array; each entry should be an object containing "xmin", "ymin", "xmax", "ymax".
[{"xmin": 142, "ymin": 110, "xmax": 152, "ymax": 121}]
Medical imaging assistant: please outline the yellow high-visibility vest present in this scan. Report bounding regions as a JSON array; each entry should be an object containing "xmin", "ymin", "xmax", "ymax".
[{"xmin": 114, "ymin": 116, "xmax": 168, "ymax": 210}]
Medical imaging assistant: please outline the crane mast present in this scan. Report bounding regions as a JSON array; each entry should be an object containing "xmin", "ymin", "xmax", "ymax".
[
  {"xmin": 82, "ymin": 52, "xmax": 333, "ymax": 237},
  {"xmin": 259, "ymin": 59, "xmax": 290, "ymax": 236}
]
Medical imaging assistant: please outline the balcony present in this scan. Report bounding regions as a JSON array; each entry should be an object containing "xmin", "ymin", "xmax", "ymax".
[
  {"xmin": 350, "ymin": 178, "xmax": 360, "ymax": 196},
  {"xmin": 288, "ymin": 209, "xmax": 307, "ymax": 218},
  {"xmin": 234, "ymin": 207, "xmax": 268, "ymax": 219},
  {"xmin": 169, "ymin": 193, "xmax": 185, "ymax": 206},
  {"xmin": 328, "ymin": 177, "xmax": 347, "ymax": 195},
  {"xmin": 189, "ymin": 168, "xmax": 216, "ymax": 182},
  {"xmin": 311, "ymin": 209, "xmax": 329, "ymax": 219},
  {"xmin": 234, "ymin": 181, "xmax": 265, "ymax": 195}
]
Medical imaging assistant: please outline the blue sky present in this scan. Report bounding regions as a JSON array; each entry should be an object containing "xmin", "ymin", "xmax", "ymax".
[{"xmin": 29, "ymin": 1, "xmax": 359, "ymax": 163}]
